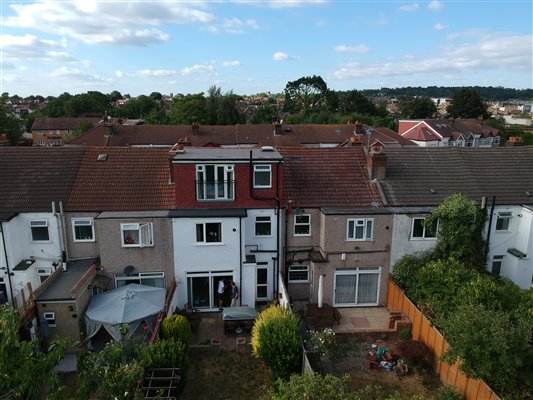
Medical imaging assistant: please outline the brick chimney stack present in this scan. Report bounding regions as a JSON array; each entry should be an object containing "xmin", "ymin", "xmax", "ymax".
[
  {"xmin": 355, "ymin": 120, "xmax": 364, "ymax": 136},
  {"xmin": 367, "ymin": 146, "xmax": 387, "ymax": 180},
  {"xmin": 273, "ymin": 121, "xmax": 282, "ymax": 136}
]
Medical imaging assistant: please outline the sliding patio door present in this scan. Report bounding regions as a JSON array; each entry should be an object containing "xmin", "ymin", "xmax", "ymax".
[{"xmin": 333, "ymin": 267, "xmax": 380, "ymax": 307}]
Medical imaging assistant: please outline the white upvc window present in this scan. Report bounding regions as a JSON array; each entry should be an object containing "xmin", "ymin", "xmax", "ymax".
[
  {"xmin": 495, "ymin": 212, "xmax": 512, "ymax": 231},
  {"xmin": 294, "ymin": 214, "xmax": 311, "ymax": 236},
  {"xmin": 196, "ymin": 164, "xmax": 234, "ymax": 201},
  {"xmin": 115, "ymin": 272, "xmax": 166, "ymax": 288},
  {"xmin": 253, "ymin": 164, "xmax": 272, "ymax": 188},
  {"xmin": 37, "ymin": 267, "xmax": 53, "ymax": 284},
  {"xmin": 255, "ymin": 216, "xmax": 272, "ymax": 236},
  {"xmin": 30, "ymin": 219, "xmax": 50, "ymax": 241},
  {"xmin": 288, "ymin": 265, "xmax": 310, "ymax": 283},
  {"xmin": 491, "ymin": 255, "xmax": 504, "ymax": 277},
  {"xmin": 43, "ymin": 312, "xmax": 56, "ymax": 327},
  {"xmin": 121, "ymin": 223, "xmax": 154, "ymax": 248},
  {"xmin": 347, "ymin": 218, "xmax": 373, "ymax": 241},
  {"xmin": 72, "ymin": 218, "xmax": 95, "ymax": 242},
  {"xmin": 411, "ymin": 217, "xmax": 438, "ymax": 239},
  {"xmin": 196, "ymin": 222, "xmax": 222, "ymax": 243}
]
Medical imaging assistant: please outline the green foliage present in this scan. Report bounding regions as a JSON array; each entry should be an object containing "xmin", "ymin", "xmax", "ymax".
[
  {"xmin": 304, "ymin": 328, "xmax": 335, "ymax": 355},
  {"xmin": 283, "ymin": 75, "xmax": 333, "ymax": 115},
  {"xmin": 262, "ymin": 373, "xmax": 360, "ymax": 400},
  {"xmin": 437, "ymin": 386, "xmax": 463, "ymax": 400},
  {"xmin": 75, "ymin": 339, "xmax": 144, "ymax": 400},
  {"xmin": 398, "ymin": 327, "xmax": 412, "ymax": 340},
  {"xmin": 392, "ymin": 251, "xmax": 435, "ymax": 292},
  {"xmin": 396, "ymin": 340, "xmax": 433, "ymax": 370},
  {"xmin": 0, "ymin": 306, "xmax": 68, "ymax": 399},
  {"xmin": 144, "ymin": 104, "xmax": 168, "ymax": 124},
  {"xmin": 410, "ymin": 258, "xmax": 476, "ymax": 320},
  {"xmin": 67, "ymin": 119, "xmax": 94, "ymax": 141},
  {"xmin": 168, "ymin": 93, "xmax": 208, "ymax": 124},
  {"xmin": 160, "ymin": 314, "xmax": 192, "ymax": 348},
  {"xmin": 439, "ymin": 303, "xmax": 532, "ymax": 398},
  {"xmin": 426, "ymin": 193, "xmax": 487, "ymax": 269},
  {"xmin": 251, "ymin": 304, "xmax": 302, "ymax": 380},
  {"xmin": 0, "ymin": 111, "xmax": 23, "ymax": 145},
  {"xmin": 398, "ymin": 95, "xmax": 437, "ymax": 119},
  {"xmin": 447, "ymin": 87, "xmax": 489, "ymax": 119},
  {"xmin": 140, "ymin": 338, "xmax": 188, "ymax": 394}
]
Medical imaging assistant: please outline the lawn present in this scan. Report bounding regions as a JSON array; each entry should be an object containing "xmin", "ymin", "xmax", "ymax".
[
  {"xmin": 180, "ymin": 346, "xmax": 273, "ymax": 400},
  {"xmin": 181, "ymin": 334, "xmax": 446, "ymax": 400}
]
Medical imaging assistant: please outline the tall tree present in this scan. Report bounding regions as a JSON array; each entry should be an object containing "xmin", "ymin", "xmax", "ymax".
[
  {"xmin": 447, "ymin": 87, "xmax": 489, "ymax": 119},
  {"xmin": 283, "ymin": 75, "xmax": 332, "ymax": 115},
  {"xmin": 168, "ymin": 93, "xmax": 208, "ymax": 124},
  {"xmin": 0, "ymin": 109, "xmax": 23, "ymax": 145},
  {"xmin": 337, "ymin": 90, "xmax": 377, "ymax": 116},
  {"xmin": 398, "ymin": 96, "xmax": 437, "ymax": 119}
]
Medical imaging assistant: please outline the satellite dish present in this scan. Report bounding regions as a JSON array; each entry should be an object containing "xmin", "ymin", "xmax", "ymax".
[{"xmin": 124, "ymin": 265, "xmax": 135, "ymax": 276}]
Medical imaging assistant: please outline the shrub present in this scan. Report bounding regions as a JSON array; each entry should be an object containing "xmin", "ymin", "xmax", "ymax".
[
  {"xmin": 398, "ymin": 328, "xmax": 412, "ymax": 340},
  {"xmin": 160, "ymin": 314, "xmax": 192, "ymax": 348},
  {"xmin": 251, "ymin": 304, "xmax": 302, "ymax": 380},
  {"xmin": 396, "ymin": 340, "xmax": 432, "ymax": 370},
  {"xmin": 391, "ymin": 252, "xmax": 434, "ymax": 292},
  {"xmin": 304, "ymin": 328, "xmax": 335, "ymax": 355},
  {"xmin": 140, "ymin": 338, "xmax": 188, "ymax": 394},
  {"xmin": 437, "ymin": 386, "xmax": 463, "ymax": 400}
]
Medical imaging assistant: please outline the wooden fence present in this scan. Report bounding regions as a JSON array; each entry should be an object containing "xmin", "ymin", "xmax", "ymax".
[{"xmin": 387, "ymin": 281, "xmax": 500, "ymax": 400}]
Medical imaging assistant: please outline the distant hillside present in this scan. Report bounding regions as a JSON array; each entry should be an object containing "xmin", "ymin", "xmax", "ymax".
[{"xmin": 360, "ymin": 86, "xmax": 533, "ymax": 101}]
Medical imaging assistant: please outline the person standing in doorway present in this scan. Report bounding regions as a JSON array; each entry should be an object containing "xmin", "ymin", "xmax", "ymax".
[
  {"xmin": 230, "ymin": 280, "xmax": 239, "ymax": 307},
  {"xmin": 217, "ymin": 278, "xmax": 226, "ymax": 309}
]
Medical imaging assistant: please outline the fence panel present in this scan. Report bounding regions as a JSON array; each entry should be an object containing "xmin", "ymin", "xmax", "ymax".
[{"xmin": 387, "ymin": 281, "xmax": 500, "ymax": 400}]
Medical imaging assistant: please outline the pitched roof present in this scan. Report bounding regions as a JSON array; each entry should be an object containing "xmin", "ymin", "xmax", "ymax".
[
  {"xmin": 66, "ymin": 147, "xmax": 175, "ymax": 211},
  {"xmin": 68, "ymin": 123, "xmax": 414, "ymax": 148},
  {"xmin": 279, "ymin": 147, "xmax": 382, "ymax": 208},
  {"xmin": 380, "ymin": 146, "xmax": 533, "ymax": 207},
  {"xmin": 31, "ymin": 117, "xmax": 101, "ymax": 130},
  {"xmin": 0, "ymin": 147, "xmax": 87, "ymax": 212},
  {"xmin": 400, "ymin": 119, "xmax": 500, "ymax": 142}
]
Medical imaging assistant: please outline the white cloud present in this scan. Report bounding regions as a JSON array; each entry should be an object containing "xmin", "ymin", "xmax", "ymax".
[
  {"xmin": 428, "ymin": 1, "xmax": 443, "ymax": 10},
  {"xmin": 181, "ymin": 63, "xmax": 217, "ymax": 76},
  {"xmin": 332, "ymin": 31, "xmax": 532, "ymax": 79},
  {"xmin": 334, "ymin": 44, "xmax": 369, "ymax": 53},
  {"xmin": 115, "ymin": 69, "xmax": 177, "ymax": 78},
  {"xmin": 205, "ymin": 18, "xmax": 258, "ymax": 34},
  {"xmin": 4, "ymin": 1, "xmax": 215, "ymax": 46},
  {"xmin": 398, "ymin": 3, "xmax": 419, "ymax": 12},
  {"xmin": 1, "ymin": 34, "xmax": 76, "ymax": 62},
  {"xmin": 273, "ymin": 52, "xmax": 290, "ymax": 61},
  {"xmin": 222, "ymin": 60, "xmax": 241, "ymax": 67},
  {"xmin": 434, "ymin": 23, "xmax": 448, "ymax": 30},
  {"xmin": 50, "ymin": 67, "xmax": 112, "ymax": 83},
  {"xmin": 260, "ymin": 1, "xmax": 329, "ymax": 9}
]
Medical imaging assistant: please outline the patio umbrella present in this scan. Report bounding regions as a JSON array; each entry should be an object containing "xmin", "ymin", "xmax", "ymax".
[
  {"xmin": 318, "ymin": 274, "xmax": 324, "ymax": 308},
  {"xmin": 85, "ymin": 283, "xmax": 166, "ymax": 342}
]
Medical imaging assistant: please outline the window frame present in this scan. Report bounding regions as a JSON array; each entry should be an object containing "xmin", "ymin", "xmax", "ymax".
[
  {"xmin": 253, "ymin": 164, "xmax": 272, "ymax": 189},
  {"xmin": 72, "ymin": 218, "xmax": 95, "ymax": 243},
  {"xmin": 120, "ymin": 223, "xmax": 154, "ymax": 248},
  {"xmin": 195, "ymin": 222, "xmax": 223, "ymax": 244},
  {"xmin": 115, "ymin": 272, "xmax": 166, "ymax": 288},
  {"xmin": 196, "ymin": 164, "xmax": 235, "ymax": 201},
  {"xmin": 288, "ymin": 265, "xmax": 310, "ymax": 283},
  {"xmin": 491, "ymin": 255, "xmax": 504, "ymax": 277},
  {"xmin": 410, "ymin": 217, "xmax": 438, "ymax": 239},
  {"xmin": 293, "ymin": 214, "xmax": 311, "ymax": 236},
  {"xmin": 346, "ymin": 218, "xmax": 374, "ymax": 241},
  {"xmin": 495, "ymin": 212, "xmax": 512, "ymax": 231},
  {"xmin": 254, "ymin": 216, "xmax": 272, "ymax": 237},
  {"xmin": 43, "ymin": 312, "xmax": 56, "ymax": 327},
  {"xmin": 29, "ymin": 219, "xmax": 50, "ymax": 242}
]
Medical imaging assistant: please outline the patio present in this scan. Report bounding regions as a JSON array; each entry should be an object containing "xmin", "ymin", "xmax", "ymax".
[{"xmin": 189, "ymin": 305, "xmax": 399, "ymax": 352}]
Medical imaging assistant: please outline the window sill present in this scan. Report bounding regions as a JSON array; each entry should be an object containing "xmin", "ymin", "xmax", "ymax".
[
  {"xmin": 195, "ymin": 242, "xmax": 225, "ymax": 246},
  {"xmin": 293, "ymin": 234, "xmax": 311, "ymax": 237},
  {"xmin": 346, "ymin": 238, "xmax": 373, "ymax": 242},
  {"xmin": 409, "ymin": 237, "xmax": 437, "ymax": 241},
  {"xmin": 74, "ymin": 239, "xmax": 95, "ymax": 243}
]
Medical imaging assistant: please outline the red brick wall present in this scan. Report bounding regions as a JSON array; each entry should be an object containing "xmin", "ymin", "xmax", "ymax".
[{"xmin": 173, "ymin": 162, "xmax": 282, "ymax": 208}]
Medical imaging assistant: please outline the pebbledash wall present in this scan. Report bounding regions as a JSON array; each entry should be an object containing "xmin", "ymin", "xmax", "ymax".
[{"xmin": 387, "ymin": 281, "xmax": 501, "ymax": 400}]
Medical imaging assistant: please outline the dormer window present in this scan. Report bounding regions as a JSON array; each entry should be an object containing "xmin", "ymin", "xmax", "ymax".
[
  {"xmin": 196, "ymin": 165, "xmax": 234, "ymax": 201},
  {"xmin": 253, "ymin": 164, "xmax": 272, "ymax": 188},
  {"xmin": 495, "ymin": 212, "xmax": 512, "ymax": 231}
]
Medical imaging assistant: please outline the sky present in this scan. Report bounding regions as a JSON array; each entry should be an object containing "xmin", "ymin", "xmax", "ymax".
[{"xmin": 1, "ymin": 0, "xmax": 532, "ymax": 97}]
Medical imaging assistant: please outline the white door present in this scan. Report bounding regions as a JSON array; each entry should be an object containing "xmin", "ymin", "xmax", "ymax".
[
  {"xmin": 256, "ymin": 262, "xmax": 272, "ymax": 301},
  {"xmin": 333, "ymin": 267, "xmax": 380, "ymax": 307}
]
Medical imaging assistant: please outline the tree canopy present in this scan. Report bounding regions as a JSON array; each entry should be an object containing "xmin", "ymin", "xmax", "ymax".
[
  {"xmin": 397, "ymin": 96, "xmax": 437, "ymax": 119},
  {"xmin": 283, "ymin": 75, "xmax": 335, "ymax": 115},
  {"xmin": 447, "ymin": 87, "xmax": 489, "ymax": 119}
]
